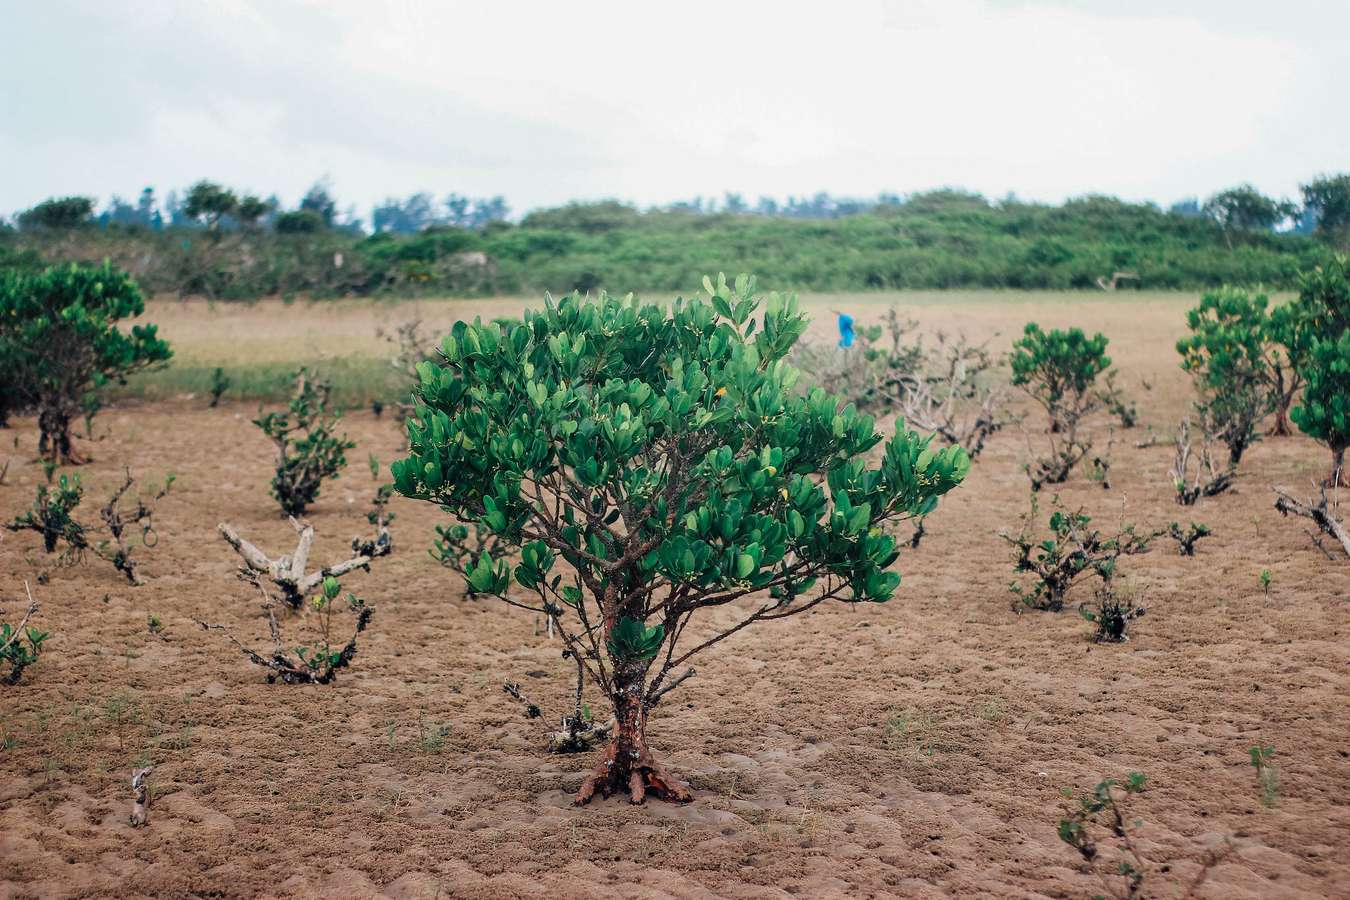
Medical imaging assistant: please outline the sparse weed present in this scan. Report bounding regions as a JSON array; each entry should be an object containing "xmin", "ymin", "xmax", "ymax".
[{"xmin": 1249, "ymin": 746, "xmax": 1278, "ymax": 807}]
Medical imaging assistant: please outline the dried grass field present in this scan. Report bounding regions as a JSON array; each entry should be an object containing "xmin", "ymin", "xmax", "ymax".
[{"xmin": 2, "ymin": 290, "xmax": 1348, "ymax": 899}]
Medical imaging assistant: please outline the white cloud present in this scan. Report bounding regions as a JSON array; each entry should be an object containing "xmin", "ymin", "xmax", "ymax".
[{"xmin": 1, "ymin": 0, "xmax": 1344, "ymax": 217}]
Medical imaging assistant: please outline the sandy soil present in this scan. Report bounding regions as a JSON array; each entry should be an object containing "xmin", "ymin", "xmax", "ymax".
[{"xmin": 2, "ymin": 294, "xmax": 1348, "ymax": 899}]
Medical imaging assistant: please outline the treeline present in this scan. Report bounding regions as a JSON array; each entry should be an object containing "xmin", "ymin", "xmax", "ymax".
[{"xmin": 2, "ymin": 175, "xmax": 1347, "ymax": 298}]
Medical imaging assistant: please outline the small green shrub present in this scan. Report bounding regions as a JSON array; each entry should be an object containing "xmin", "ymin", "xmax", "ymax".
[
  {"xmin": 208, "ymin": 367, "xmax": 231, "ymax": 408},
  {"xmin": 253, "ymin": 368, "xmax": 355, "ymax": 517},
  {"xmin": 1011, "ymin": 323, "xmax": 1112, "ymax": 488},
  {"xmin": 1177, "ymin": 287, "xmax": 1275, "ymax": 468},
  {"xmin": 1166, "ymin": 522, "xmax": 1211, "ymax": 556},
  {"xmin": 1, "ymin": 591, "xmax": 48, "ymax": 686},
  {"xmin": 197, "ymin": 574, "xmax": 374, "ymax": 685},
  {"xmin": 5, "ymin": 474, "xmax": 88, "ymax": 560},
  {"xmin": 1010, "ymin": 323, "xmax": 1111, "ymax": 433},
  {"xmin": 1057, "ymin": 773, "xmax": 1149, "ymax": 898},
  {"xmin": 1002, "ymin": 495, "xmax": 1157, "ymax": 612},
  {"xmin": 1290, "ymin": 326, "xmax": 1350, "ymax": 486},
  {"xmin": 0, "ymin": 261, "xmax": 171, "ymax": 463},
  {"xmin": 1080, "ymin": 582, "xmax": 1143, "ymax": 642}
]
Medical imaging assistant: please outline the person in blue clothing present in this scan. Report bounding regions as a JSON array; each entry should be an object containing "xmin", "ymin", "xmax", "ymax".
[{"xmin": 836, "ymin": 311, "xmax": 855, "ymax": 348}]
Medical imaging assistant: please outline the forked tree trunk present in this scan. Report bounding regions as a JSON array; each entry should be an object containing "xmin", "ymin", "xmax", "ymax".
[
  {"xmin": 574, "ymin": 660, "xmax": 690, "ymax": 806},
  {"xmin": 1332, "ymin": 445, "xmax": 1347, "ymax": 489},
  {"xmin": 38, "ymin": 407, "xmax": 84, "ymax": 465}
]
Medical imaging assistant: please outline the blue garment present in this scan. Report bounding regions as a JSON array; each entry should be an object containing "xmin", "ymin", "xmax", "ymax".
[{"xmin": 837, "ymin": 313, "xmax": 855, "ymax": 348}]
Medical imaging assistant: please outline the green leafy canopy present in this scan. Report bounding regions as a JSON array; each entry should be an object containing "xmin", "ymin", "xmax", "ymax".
[{"xmin": 392, "ymin": 274, "xmax": 970, "ymax": 629}]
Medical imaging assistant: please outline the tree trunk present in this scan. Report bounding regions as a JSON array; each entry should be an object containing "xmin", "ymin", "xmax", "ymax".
[
  {"xmin": 38, "ymin": 406, "xmax": 85, "ymax": 465},
  {"xmin": 574, "ymin": 660, "xmax": 691, "ymax": 806},
  {"xmin": 1332, "ymin": 445, "xmax": 1347, "ymax": 489},
  {"xmin": 1271, "ymin": 402, "xmax": 1292, "ymax": 437}
]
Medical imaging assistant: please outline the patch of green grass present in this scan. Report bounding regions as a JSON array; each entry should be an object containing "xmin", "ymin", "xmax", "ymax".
[{"xmin": 114, "ymin": 356, "xmax": 410, "ymax": 406}]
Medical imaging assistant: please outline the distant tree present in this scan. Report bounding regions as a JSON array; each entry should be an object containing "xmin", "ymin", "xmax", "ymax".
[
  {"xmin": 274, "ymin": 209, "xmax": 325, "ymax": 234},
  {"xmin": 723, "ymin": 192, "xmax": 747, "ymax": 214},
  {"xmin": 136, "ymin": 188, "xmax": 160, "ymax": 229},
  {"xmin": 1301, "ymin": 174, "xmax": 1350, "ymax": 246},
  {"xmin": 469, "ymin": 196, "xmax": 509, "ymax": 229},
  {"xmin": 1202, "ymin": 185, "xmax": 1296, "ymax": 246},
  {"xmin": 300, "ymin": 181, "xmax": 339, "ymax": 228},
  {"xmin": 17, "ymin": 196, "xmax": 94, "ymax": 230},
  {"xmin": 184, "ymin": 181, "xmax": 239, "ymax": 230},
  {"xmin": 1168, "ymin": 198, "xmax": 1203, "ymax": 218},
  {"xmin": 521, "ymin": 201, "xmax": 641, "ymax": 233},
  {"xmin": 373, "ymin": 192, "xmax": 439, "ymax": 234},
  {"xmin": 444, "ymin": 194, "xmax": 473, "ymax": 228},
  {"xmin": 235, "ymin": 195, "xmax": 272, "ymax": 230},
  {"xmin": 97, "ymin": 196, "xmax": 140, "ymax": 228},
  {"xmin": 163, "ymin": 189, "xmax": 195, "ymax": 227}
]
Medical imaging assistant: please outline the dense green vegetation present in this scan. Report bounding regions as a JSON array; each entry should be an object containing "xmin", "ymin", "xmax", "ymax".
[{"xmin": 3, "ymin": 185, "xmax": 1345, "ymax": 299}]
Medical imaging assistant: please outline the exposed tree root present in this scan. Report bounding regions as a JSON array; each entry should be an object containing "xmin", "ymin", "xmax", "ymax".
[
  {"xmin": 574, "ymin": 740, "xmax": 692, "ymax": 806},
  {"xmin": 129, "ymin": 767, "xmax": 152, "ymax": 827}
]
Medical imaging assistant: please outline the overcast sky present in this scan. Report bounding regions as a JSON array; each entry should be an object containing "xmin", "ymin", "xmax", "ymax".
[{"xmin": 2, "ymin": 0, "xmax": 1346, "ymax": 220}]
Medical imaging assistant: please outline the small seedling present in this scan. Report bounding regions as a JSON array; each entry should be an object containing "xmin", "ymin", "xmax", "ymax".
[
  {"xmin": 2, "ymin": 584, "xmax": 47, "ymax": 685},
  {"xmin": 1249, "ymin": 746, "xmax": 1278, "ymax": 807},
  {"xmin": 1259, "ymin": 569, "xmax": 1272, "ymax": 595},
  {"xmin": 147, "ymin": 613, "xmax": 164, "ymax": 636},
  {"xmin": 1166, "ymin": 522, "xmax": 1212, "ymax": 557},
  {"xmin": 209, "ymin": 367, "xmax": 231, "ymax": 408},
  {"xmin": 1097, "ymin": 369, "xmax": 1138, "ymax": 429},
  {"xmin": 368, "ymin": 452, "xmax": 381, "ymax": 480},
  {"xmin": 253, "ymin": 368, "xmax": 355, "ymax": 517},
  {"xmin": 1057, "ymin": 772, "xmax": 1149, "ymax": 898},
  {"xmin": 416, "ymin": 714, "xmax": 451, "ymax": 753}
]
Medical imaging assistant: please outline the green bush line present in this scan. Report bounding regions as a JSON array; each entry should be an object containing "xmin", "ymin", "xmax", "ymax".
[{"xmin": 2, "ymin": 195, "xmax": 1333, "ymax": 300}]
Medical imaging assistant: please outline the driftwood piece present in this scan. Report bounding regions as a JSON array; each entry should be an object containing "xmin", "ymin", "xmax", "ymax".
[
  {"xmin": 1273, "ymin": 485, "xmax": 1350, "ymax": 559},
  {"xmin": 1171, "ymin": 418, "xmax": 1233, "ymax": 505},
  {"xmin": 219, "ymin": 514, "xmax": 389, "ymax": 609},
  {"xmin": 129, "ymin": 767, "xmax": 152, "ymax": 826},
  {"xmin": 1095, "ymin": 271, "xmax": 1139, "ymax": 291}
]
